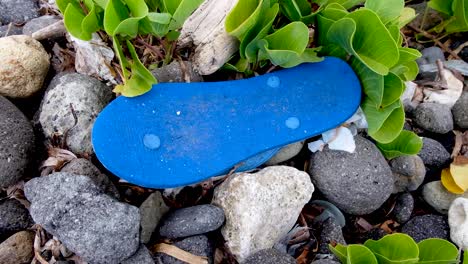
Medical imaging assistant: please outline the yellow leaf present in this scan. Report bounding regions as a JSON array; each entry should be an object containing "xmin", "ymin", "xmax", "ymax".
[
  {"xmin": 450, "ymin": 161, "xmax": 468, "ymax": 190},
  {"xmin": 441, "ymin": 168, "xmax": 465, "ymax": 194}
]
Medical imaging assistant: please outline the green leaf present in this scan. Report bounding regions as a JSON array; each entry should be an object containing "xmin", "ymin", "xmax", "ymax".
[
  {"xmin": 445, "ymin": 0, "xmax": 468, "ymax": 33},
  {"xmin": 326, "ymin": 9, "xmax": 400, "ymax": 75},
  {"xmin": 167, "ymin": 0, "xmax": 204, "ymax": 30},
  {"xmin": 399, "ymin": 7, "xmax": 417, "ymax": 28},
  {"xmin": 243, "ymin": 3, "xmax": 279, "ymax": 61},
  {"xmin": 104, "ymin": 0, "xmax": 130, "ymax": 36},
  {"xmin": 348, "ymin": 244, "xmax": 378, "ymax": 264},
  {"xmin": 428, "ymin": 0, "xmax": 454, "ymax": 15},
  {"xmin": 376, "ymin": 130, "xmax": 423, "ymax": 159},
  {"xmin": 81, "ymin": 4, "xmax": 101, "ymax": 35},
  {"xmin": 329, "ymin": 244, "xmax": 348, "ymax": 263},
  {"xmin": 362, "ymin": 99, "xmax": 405, "ymax": 143},
  {"xmin": 56, "ymin": 0, "xmax": 73, "ymax": 13},
  {"xmin": 326, "ymin": 0, "xmax": 364, "ymax": 10},
  {"xmin": 418, "ymin": 238, "xmax": 459, "ymax": 264},
  {"xmin": 364, "ymin": 233, "xmax": 419, "ymax": 264},
  {"xmin": 387, "ymin": 23, "xmax": 403, "ymax": 46},
  {"xmin": 113, "ymin": 40, "xmax": 157, "ymax": 97},
  {"xmin": 147, "ymin": 12, "xmax": 171, "ymax": 23},
  {"xmin": 140, "ymin": 12, "xmax": 172, "ymax": 36},
  {"xmin": 225, "ymin": 0, "xmax": 265, "ymax": 40},
  {"xmin": 351, "ymin": 57, "xmax": 384, "ymax": 108},
  {"xmin": 279, "ymin": 0, "xmax": 312, "ymax": 21},
  {"xmin": 113, "ymin": 0, "xmax": 149, "ymax": 37},
  {"xmin": 365, "ymin": 0, "xmax": 404, "ymax": 24},
  {"xmin": 257, "ymin": 22, "xmax": 322, "ymax": 67},
  {"xmin": 381, "ymin": 72, "xmax": 405, "ymax": 107},
  {"xmin": 63, "ymin": 2, "xmax": 90, "ymax": 40}
]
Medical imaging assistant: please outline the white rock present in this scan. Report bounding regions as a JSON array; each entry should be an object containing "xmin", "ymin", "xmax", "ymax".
[
  {"xmin": 38, "ymin": 73, "xmax": 112, "ymax": 155},
  {"xmin": 178, "ymin": 0, "xmax": 239, "ymax": 75},
  {"xmin": 422, "ymin": 181, "xmax": 468, "ymax": 214},
  {"xmin": 212, "ymin": 166, "xmax": 313, "ymax": 262},
  {"xmin": 448, "ymin": 197, "xmax": 468, "ymax": 249},
  {"xmin": 69, "ymin": 34, "xmax": 117, "ymax": 85},
  {"xmin": 0, "ymin": 35, "xmax": 49, "ymax": 98},
  {"xmin": 265, "ymin": 141, "xmax": 304, "ymax": 165}
]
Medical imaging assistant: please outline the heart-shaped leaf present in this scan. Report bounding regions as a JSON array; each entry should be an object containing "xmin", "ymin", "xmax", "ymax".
[
  {"xmin": 362, "ymin": 99, "xmax": 405, "ymax": 143},
  {"xmin": 326, "ymin": 8, "xmax": 400, "ymax": 75},
  {"xmin": 428, "ymin": 0, "xmax": 454, "ymax": 15},
  {"xmin": 445, "ymin": 0, "xmax": 468, "ymax": 33},
  {"xmin": 104, "ymin": 0, "xmax": 129, "ymax": 36},
  {"xmin": 418, "ymin": 238, "xmax": 459, "ymax": 264},
  {"xmin": 376, "ymin": 130, "xmax": 423, "ymax": 159},
  {"xmin": 364, "ymin": 233, "xmax": 419, "ymax": 264},
  {"xmin": 279, "ymin": 0, "xmax": 312, "ymax": 21},
  {"xmin": 365, "ymin": 0, "xmax": 404, "ymax": 24},
  {"xmin": 225, "ymin": 0, "xmax": 266, "ymax": 40},
  {"xmin": 166, "ymin": 0, "xmax": 204, "ymax": 30}
]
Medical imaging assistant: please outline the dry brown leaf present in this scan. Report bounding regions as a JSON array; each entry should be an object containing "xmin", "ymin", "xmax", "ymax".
[
  {"xmin": 453, "ymin": 155, "xmax": 468, "ymax": 166},
  {"xmin": 453, "ymin": 131, "xmax": 464, "ymax": 158},
  {"xmin": 295, "ymin": 246, "xmax": 310, "ymax": 264},
  {"xmin": 379, "ymin": 220, "xmax": 399, "ymax": 234},
  {"xmin": 153, "ymin": 243, "xmax": 208, "ymax": 264}
]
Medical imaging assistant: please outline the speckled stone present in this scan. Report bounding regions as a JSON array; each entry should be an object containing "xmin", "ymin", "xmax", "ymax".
[{"xmin": 402, "ymin": 214, "xmax": 449, "ymax": 242}]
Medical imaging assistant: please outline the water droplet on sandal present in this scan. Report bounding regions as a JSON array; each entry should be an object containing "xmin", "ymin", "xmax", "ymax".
[
  {"xmin": 285, "ymin": 117, "xmax": 300, "ymax": 129},
  {"xmin": 267, "ymin": 76, "xmax": 280, "ymax": 88},
  {"xmin": 143, "ymin": 134, "xmax": 160, "ymax": 150}
]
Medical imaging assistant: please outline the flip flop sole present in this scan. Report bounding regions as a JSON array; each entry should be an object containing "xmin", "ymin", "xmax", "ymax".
[{"xmin": 92, "ymin": 57, "xmax": 361, "ymax": 188}]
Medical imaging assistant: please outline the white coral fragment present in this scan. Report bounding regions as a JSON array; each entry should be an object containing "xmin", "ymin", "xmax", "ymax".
[{"xmin": 448, "ymin": 197, "xmax": 468, "ymax": 250}]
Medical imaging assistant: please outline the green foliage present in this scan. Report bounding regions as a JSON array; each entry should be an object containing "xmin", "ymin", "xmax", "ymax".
[
  {"xmin": 225, "ymin": 0, "xmax": 322, "ymax": 73},
  {"xmin": 316, "ymin": 0, "xmax": 422, "ymax": 157},
  {"xmin": 428, "ymin": 0, "xmax": 468, "ymax": 33},
  {"xmin": 330, "ymin": 234, "xmax": 460, "ymax": 264},
  {"xmin": 376, "ymin": 131, "xmax": 423, "ymax": 159},
  {"xmin": 57, "ymin": 0, "xmax": 202, "ymax": 96}
]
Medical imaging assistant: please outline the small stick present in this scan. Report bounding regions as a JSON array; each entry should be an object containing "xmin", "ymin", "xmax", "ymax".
[
  {"xmin": 449, "ymin": 41, "xmax": 468, "ymax": 60},
  {"xmin": 32, "ymin": 20, "xmax": 66, "ymax": 40},
  {"xmin": 408, "ymin": 25, "xmax": 461, "ymax": 59}
]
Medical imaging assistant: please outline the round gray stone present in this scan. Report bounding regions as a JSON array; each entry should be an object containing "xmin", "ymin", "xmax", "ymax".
[
  {"xmin": 413, "ymin": 103, "xmax": 453, "ymax": 134},
  {"xmin": 452, "ymin": 91, "xmax": 468, "ymax": 129},
  {"xmin": 22, "ymin": 15, "xmax": 60, "ymax": 36},
  {"xmin": 0, "ymin": 199, "xmax": 33, "ymax": 239},
  {"xmin": 0, "ymin": 24, "xmax": 22, "ymax": 37},
  {"xmin": 390, "ymin": 155, "xmax": 426, "ymax": 193},
  {"xmin": 422, "ymin": 181, "xmax": 468, "ymax": 214},
  {"xmin": 0, "ymin": 0, "xmax": 39, "ymax": 24},
  {"xmin": 417, "ymin": 47, "xmax": 445, "ymax": 65},
  {"xmin": 37, "ymin": 73, "xmax": 112, "ymax": 155},
  {"xmin": 312, "ymin": 260, "xmax": 340, "ymax": 264},
  {"xmin": 159, "ymin": 204, "xmax": 224, "ymax": 239},
  {"xmin": 121, "ymin": 245, "xmax": 154, "ymax": 264},
  {"xmin": 24, "ymin": 173, "xmax": 140, "ymax": 264},
  {"xmin": 393, "ymin": 193, "xmax": 414, "ymax": 223},
  {"xmin": 418, "ymin": 138, "xmax": 451, "ymax": 168},
  {"xmin": 309, "ymin": 136, "xmax": 393, "ymax": 215},
  {"xmin": 243, "ymin": 249, "xmax": 296, "ymax": 264},
  {"xmin": 0, "ymin": 96, "xmax": 35, "ymax": 188},
  {"xmin": 155, "ymin": 235, "xmax": 213, "ymax": 264},
  {"xmin": 60, "ymin": 158, "xmax": 120, "ymax": 198},
  {"xmin": 139, "ymin": 191, "xmax": 169, "ymax": 244},
  {"xmin": 318, "ymin": 218, "xmax": 346, "ymax": 254},
  {"xmin": 402, "ymin": 214, "xmax": 449, "ymax": 242}
]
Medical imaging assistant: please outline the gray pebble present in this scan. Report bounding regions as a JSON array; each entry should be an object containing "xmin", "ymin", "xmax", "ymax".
[
  {"xmin": 155, "ymin": 235, "xmax": 213, "ymax": 264},
  {"xmin": 414, "ymin": 103, "xmax": 453, "ymax": 134},
  {"xmin": 60, "ymin": 158, "xmax": 120, "ymax": 198},
  {"xmin": 242, "ymin": 249, "xmax": 296, "ymax": 264},
  {"xmin": 309, "ymin": 136, "xmax": 393, "ymax": 215},
  {"xmin": 0, "ymin": 0, "xmax": 39, "ymax": 24},
  {"xmin": 363, "ymin": 228, "xmax": 387, "ymax": 241},
  {"xmin": 152, "ymin": 61, "xmax": 203, "ymax": 83},
  {"xmin": 0, "ymin": 199, "xmax": 33, "ymax": 239},
  {"xmin": 418, "ymin": 137, "xmax": 451, "ymax": 168},
  {"xmin": 393, "ymin": 193, "xmax": 414, "ymax": 223},
  {"xmin": 452, "ymin": 91, "xmax": 468, "ymax": 129},
  {"xmin": 417, "ymin": 47, "xmax": 445, "ymax": 66},
  {"xmin": 24, "ymin": 173, "xmax": 140, "ymax": 264},
  {"xmin": 0, "ymin": 24, "xmax": 22, "ymax": 37},
  {"xmin": 22, "ymin": 15, "xmax": 60, "ymax": 36},
  {"xmin": 37, "ymin": 73, "xmax": 113, "ymax": 155},
  {"xmin": 121, "ymin": 245, "xmax": 155, "ymax": 264},
  {"xmin": 159, "ymin": 205, "xmax": 224, "ymax": 239},
  {"xmin": 390, "ymin": 155, "xmax": 426, "ymax": 193},
  {"xmin": 422, "ymin": 181, "xmax": 468, "ymax": 214},
  {"xmin": 0, "ymin": 96, "xmax": 35, "ymax": 188},
  {"xmin": 311, "ymin": 260, "xmax": 341, "ymax": 264},
  {"xmin": 319, "ymin": 218, "xmax": 346, "ymax": 255},
  {"xmin": 402, "ymin": 214, "xmax": 449, "ymax": 242}
]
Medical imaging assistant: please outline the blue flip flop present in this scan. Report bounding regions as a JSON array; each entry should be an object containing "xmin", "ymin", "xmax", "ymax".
[{"xmin": 92, "ymin": 57, "xmax": 361, "ymax": 188}]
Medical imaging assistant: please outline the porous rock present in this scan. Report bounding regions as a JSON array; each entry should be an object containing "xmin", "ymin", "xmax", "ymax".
[
  {"xmin": 390, "ymin": 155, "xmax": 426, "ymax": 193},
  {"xmin": 24, "ymin": 172, "xmax": 140, "ymax": 264},
  {"xmin": 0, "ymin": 35, "xmax": 49, "ymax": 98},
  {"xmin": 37, "ymin": 73, "xmax": 112, "ymax": 155},
  {"xmin": 402, "ymin": 214, "xmax": 449, "ymax": 242},
  {"xmin": 212, "ymin": 166, "xmax": 313, "ymax": 262},
  {"xmin": 309, "ymin": 136, "xmax": 393, "ymax": 215}
]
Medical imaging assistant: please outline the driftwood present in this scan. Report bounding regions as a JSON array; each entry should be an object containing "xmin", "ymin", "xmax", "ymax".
[
  {"xmin": 32, "ymin": 20, "xmax": 67, "ymax": 41},
  {"xmin": 178, "ymin": 0, "xmax": 239, "ymax": 75}
]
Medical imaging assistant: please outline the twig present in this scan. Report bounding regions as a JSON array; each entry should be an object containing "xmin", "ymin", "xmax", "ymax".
[
  {"xmin": 32, "ymin": 20, "xmax": 66, "ymax": 40},
  {"xmin": 449, "ymin": 41, "xmax": 468, "ymax": 60},
  {"xmin": 408, "ymin": 25, "xmax": 460, "ymax": 59},
  {"xmin": 135, "ymin": 38, "xmax": 163, "ymax": 60},
  {"xmin": 153, "ymin": 243, "xmax": 208, "ymax": 264}
]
